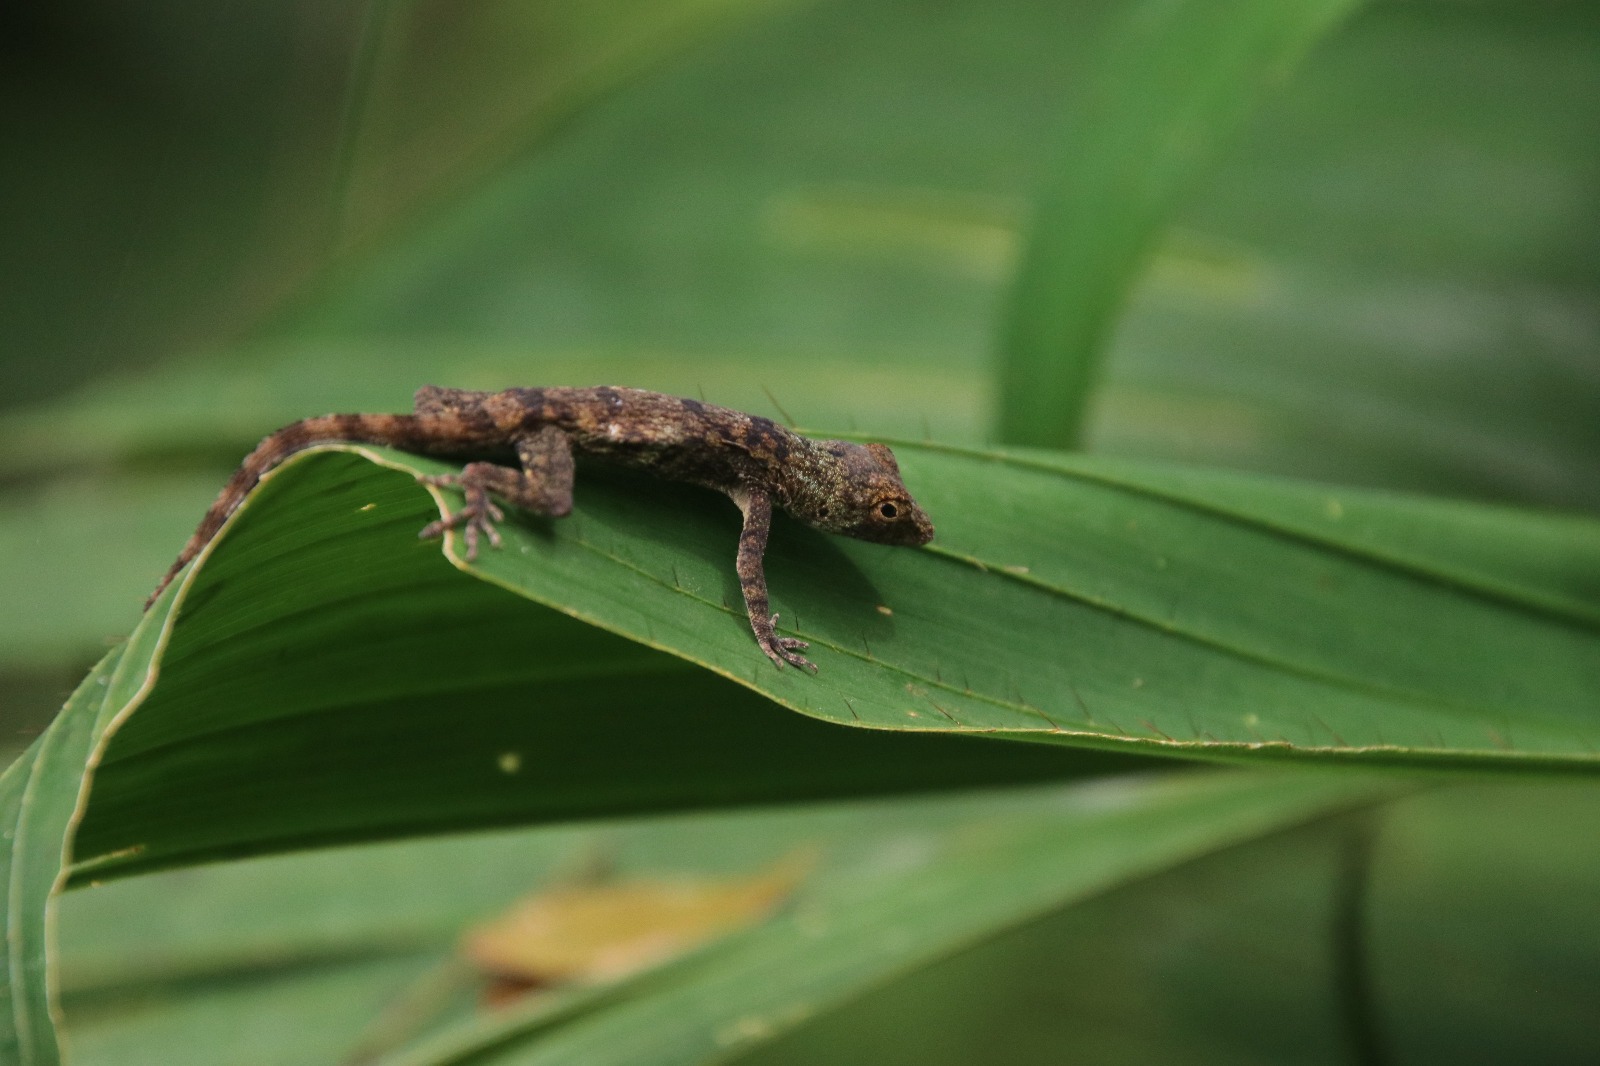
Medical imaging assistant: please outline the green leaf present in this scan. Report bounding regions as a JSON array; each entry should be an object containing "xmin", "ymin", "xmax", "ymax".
[
  {"xmin": 739, "ymin": 781, "xmax": 1600, "ymax": 1066},
  {"xmin": 50, "ymin": 440, "xmax": 1600, "ymax": 891},
  {"xmin": 67, "ymin": 446, "xmax": 1173, "ymax": 883},
  {"xmin": 63, "ymin": 442, "xmax": 1600, "ymax": 866},
  {"xmin": 0, "ymin": 449, "xmax": 1133, "ymax": 1062},
  {"xmin": 996, "ymin": 0, "xmax": 1364, "ymax": 447},
  {"xmin": 6, "ymin": 435, "xmax": 1596, "ymax": 1059},
  {"xmin": 376, "ymin": 773, "xmax": 1380, "ymax": 1066},
  {"xmin": 53, "ymin": 775, "xmax": 1389, "ymax": 1064},
  {"xmin": 0, "ymin": 636, "xmax": 158, "ymax": 1066}
]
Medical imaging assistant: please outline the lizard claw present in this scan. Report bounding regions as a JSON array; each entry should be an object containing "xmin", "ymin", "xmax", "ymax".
[
  {"xmin": 418, "ymin": 475, "xmax": 505, "ymax": 561},
  {"xmin": 759, "ymin": 613, "xmax": 816, "ymax": 673}
]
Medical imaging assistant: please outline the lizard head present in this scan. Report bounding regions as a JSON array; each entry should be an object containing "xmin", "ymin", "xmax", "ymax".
[{"xmin": 809, "ymin": 441, "xmax": 935, "ymax": 547}]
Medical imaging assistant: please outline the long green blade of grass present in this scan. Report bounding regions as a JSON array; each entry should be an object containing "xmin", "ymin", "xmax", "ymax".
[{"xmin": 997, "ymin": 0, "xmax": 1363, "ymax": 447}]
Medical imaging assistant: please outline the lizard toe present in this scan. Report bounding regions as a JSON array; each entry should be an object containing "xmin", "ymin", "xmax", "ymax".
[
  {"xmin": 781, "ymin": 647, "xmax": 818, "ymax": 672},
  {"xmin": 419, "ymin": 500, "xmax": 506, "ymax": 562},
  {"xmin": 760, "ymin": 615, "xmax": 815, "ymax": 671}
]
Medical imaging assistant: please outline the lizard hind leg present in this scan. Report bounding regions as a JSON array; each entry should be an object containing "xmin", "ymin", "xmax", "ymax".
[
  {"xmin": 731, "ymin": 486, "xmax": 817, "ymax": 672},
  {"xmin": 418, "ymin": 427, "xmax": 575, "ymax": 560}
]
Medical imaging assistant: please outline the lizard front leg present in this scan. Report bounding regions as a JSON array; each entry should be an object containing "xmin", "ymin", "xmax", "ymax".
[
  {"xmin": 730, "ymin": 486, "xmax": 815, "ymax": 672},
  {"xmin": 419, "ymin": 426, "xmax": 575, "ymax": 559}
]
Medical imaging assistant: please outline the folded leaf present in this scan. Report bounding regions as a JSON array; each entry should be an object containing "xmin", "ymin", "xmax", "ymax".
[{"xmin": 5, "ymin": 440, "xmax": 1598, "ymax": 1063}]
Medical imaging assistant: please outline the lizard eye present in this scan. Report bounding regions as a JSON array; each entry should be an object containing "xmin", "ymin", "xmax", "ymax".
[{"xmin": 878, "ymin": 502, "xmax": 899, "ymax": 519}]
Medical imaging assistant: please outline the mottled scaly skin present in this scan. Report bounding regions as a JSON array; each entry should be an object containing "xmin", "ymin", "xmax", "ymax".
[{"xmin": 148, "ymin": 386, "xmax": 934, "ymax": 671}]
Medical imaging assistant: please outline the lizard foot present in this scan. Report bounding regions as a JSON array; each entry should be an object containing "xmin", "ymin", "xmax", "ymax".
[
  {"xmin": 758, "ymin": 613, "xmax": 816, "ymax": 673},
  {"xmin": 418, "ymin": 474, "xmax": 505, "ymax": 561}
]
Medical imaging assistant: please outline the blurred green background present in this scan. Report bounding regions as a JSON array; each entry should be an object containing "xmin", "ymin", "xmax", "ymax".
[{"xmin": 3, "ymin": 0, "xmax": 1598, "ymax": 1061}]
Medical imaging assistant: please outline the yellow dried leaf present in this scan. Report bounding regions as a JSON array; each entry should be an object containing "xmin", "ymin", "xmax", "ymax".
[{"xmin": 462, "ymin": 852, "xmax": 811, "ymax": 985}]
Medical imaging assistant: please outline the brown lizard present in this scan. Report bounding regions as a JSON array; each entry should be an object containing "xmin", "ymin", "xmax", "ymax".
[{"xmin": 148, "ymin": 386, "xmax": 934, "ymax": 671}]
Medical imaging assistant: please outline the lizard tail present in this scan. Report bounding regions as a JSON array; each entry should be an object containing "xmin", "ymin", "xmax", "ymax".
[{"xmin": 144, "ymin": 412, "xmax": 458, "ymax": 610}]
